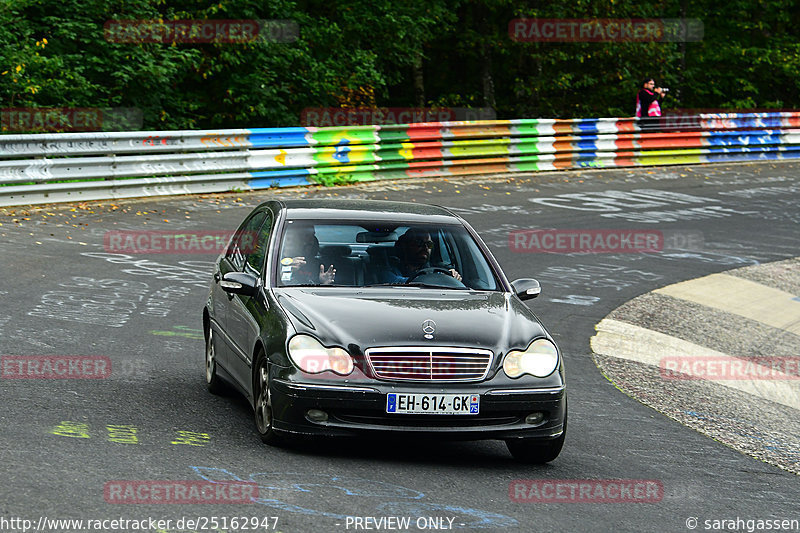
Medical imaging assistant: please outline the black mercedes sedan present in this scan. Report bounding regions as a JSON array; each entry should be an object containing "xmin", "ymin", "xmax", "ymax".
[{"xmin": 203, "ymin": 199, "xmax": 566, "ymax": 462}]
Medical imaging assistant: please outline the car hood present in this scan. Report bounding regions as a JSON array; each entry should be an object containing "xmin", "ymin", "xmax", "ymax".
[{"xmin": 274, "ymin": 288, "xmax": 548, "ymax": 355}]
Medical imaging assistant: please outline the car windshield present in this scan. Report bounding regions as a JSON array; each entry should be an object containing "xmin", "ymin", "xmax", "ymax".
[{"xmin": 276, "ymin": 220, "xmax": 500, "ymax": 290}]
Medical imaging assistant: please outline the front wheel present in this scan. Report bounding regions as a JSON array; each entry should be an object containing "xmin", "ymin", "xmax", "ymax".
[
  {"xmin": 205, "ymin": 327, "xmax": 225, "ymax": 395},
  {"xmin": 253, "ymin": 354, "xmax": 282, "ymax": 445}
]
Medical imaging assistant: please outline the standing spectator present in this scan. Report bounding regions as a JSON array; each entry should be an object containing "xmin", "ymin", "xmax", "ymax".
[{"xmin": 635, "ymin": 77, "xmax": 666, "ymax": 131}]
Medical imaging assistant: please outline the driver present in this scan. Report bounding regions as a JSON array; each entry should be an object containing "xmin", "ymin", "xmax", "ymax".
[{"xmin": 380, "ymin": 228, "xmax": 461, "ymax": 284}]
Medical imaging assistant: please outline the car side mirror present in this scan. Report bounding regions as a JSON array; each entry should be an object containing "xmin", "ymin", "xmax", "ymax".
[
  {"xmin": 511, "ymin": 278, "xmax": 541, "ymax": 301},
  {"xmin": 220, "ymin": 271, "xmax": 260, "ymax": 297}
]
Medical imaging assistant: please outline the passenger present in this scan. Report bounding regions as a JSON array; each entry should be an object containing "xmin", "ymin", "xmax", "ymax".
[
  {"xmin": 279, "ymin": 226, "xmax": 335, "ymax": 285},
  {"xmin": 380, "ymin": 228, "xmax": 461, "ymax": 284}
]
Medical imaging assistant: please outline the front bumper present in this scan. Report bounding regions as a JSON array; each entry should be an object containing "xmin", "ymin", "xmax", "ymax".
[{"xmin": 270, "ymin": 377, "xmax": 566, "ymax": 440}]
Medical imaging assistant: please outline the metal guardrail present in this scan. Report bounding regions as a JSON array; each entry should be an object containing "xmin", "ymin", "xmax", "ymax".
[{"xmin": 1, "ymin": 113, "xmax": 799, "ymax": 206}]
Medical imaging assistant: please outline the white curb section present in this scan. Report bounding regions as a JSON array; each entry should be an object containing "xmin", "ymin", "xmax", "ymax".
[
  {"xmin": 591, "ymin": 318, "xmax": 800, "ymax": 411},
  {"xmin": 654, "ymin": 273, "xmax": 800, "ymax": 336}
]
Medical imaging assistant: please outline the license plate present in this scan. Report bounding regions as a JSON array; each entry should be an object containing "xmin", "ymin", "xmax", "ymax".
[{"xmin": 386, "ymin": 393, "xmax": 480, "ymax": 415}]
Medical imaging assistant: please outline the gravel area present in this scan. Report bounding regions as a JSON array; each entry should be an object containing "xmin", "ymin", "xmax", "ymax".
[
  {"xmin": 727, "ymin": 257, "xmax": 800, "ymax": 295},
  {"xmin": 593, "ymin": 355, "xmax": 800, "ymax": 474}
]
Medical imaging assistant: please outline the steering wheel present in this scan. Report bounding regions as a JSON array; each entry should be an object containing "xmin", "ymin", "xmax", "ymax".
[
  {"xmin": 406, "ymin": 267, "xmax": 452, "ymax": 282},
  {"xmin": 406, "ymin": 267, "xmax": 466, "ymax": 288}
]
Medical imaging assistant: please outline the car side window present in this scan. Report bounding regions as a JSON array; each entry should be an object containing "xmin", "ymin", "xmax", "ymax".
[
  {"xmin": 226, "ymin": 211, "xmax": 267, "ymax": 271},
  {"xmin": 245, "ymin": 212, "xmax": 273, "ymax": 275}
]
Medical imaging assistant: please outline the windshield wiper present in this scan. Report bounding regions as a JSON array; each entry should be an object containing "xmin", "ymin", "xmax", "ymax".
[{"xmin": 363, "ymin": 282, "xmax": 468, "ymax": 290}]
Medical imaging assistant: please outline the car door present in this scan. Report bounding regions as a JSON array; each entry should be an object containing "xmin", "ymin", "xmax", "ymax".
[
  {"xmin": 212, "ymin": 210, "xmax": 267, "ymax": 379},
  {"xmin": 227, "ymin": 209, "xmax": 273, "ymax": 390}
]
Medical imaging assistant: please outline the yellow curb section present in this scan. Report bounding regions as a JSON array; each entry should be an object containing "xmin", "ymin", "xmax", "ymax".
[
  {"xmin": 591, "ymin": 318, "xmax": 800, "ymax": 411},
  {"xmin": 654, "ymin": 273, "xmax": 800, "ymax": 336}
]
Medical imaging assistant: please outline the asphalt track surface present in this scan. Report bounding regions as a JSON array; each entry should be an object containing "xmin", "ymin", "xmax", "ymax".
[{"xmin": 1, "ymin": 161, "xmax": 798, "ymax": 533}]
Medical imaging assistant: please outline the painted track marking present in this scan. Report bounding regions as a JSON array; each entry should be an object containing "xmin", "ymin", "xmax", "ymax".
[
  {"xmin": 654, "ymin": 273, "xmax": 800, "ymax": 335},
  {"xmin": 591, "ymin": 318, "xmax": 800, "ymax": 410}
]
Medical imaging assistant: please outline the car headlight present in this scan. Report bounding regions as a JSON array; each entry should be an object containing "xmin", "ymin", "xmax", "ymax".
[
  {"xmin": 503, "ymin": 338, "xmax": 559, "ymax": 378},
  {"xmin": 288, "ymin": 335, "xmax": 354, "ymax": 375}
]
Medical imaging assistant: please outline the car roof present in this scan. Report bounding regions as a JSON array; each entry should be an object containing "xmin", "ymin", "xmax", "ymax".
[{"xmin": 272, "ymin": 199, "xmax": 462, "ymax": 223}]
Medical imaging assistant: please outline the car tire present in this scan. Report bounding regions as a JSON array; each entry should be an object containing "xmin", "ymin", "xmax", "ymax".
[
  {"xmin": 253, "ymin": 353, "xmax": 282, "ymax": 445},
  {"xmin": 205, "ymin": 327, "xmax": 225, "ymax": 395},
  {"xmin": 505, "ymin": 408, "xmax": 567, "ymax": 464}
]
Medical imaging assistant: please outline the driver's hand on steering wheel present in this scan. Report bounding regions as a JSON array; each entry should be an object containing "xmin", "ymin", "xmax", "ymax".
[{"xmin": 448, "ymin": 268, "xmax": 462, "ymax": 281}]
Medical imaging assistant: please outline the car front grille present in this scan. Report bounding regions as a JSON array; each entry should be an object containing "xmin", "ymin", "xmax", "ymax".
[{"xmin": 364, "ymin": 347, "xmax": 493, "ymax": 382}]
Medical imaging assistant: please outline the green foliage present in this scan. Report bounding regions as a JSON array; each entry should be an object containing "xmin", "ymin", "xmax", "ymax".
[{"xmin": 1, "ymin": 0, "xmax": 798, "ymax": 131}]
